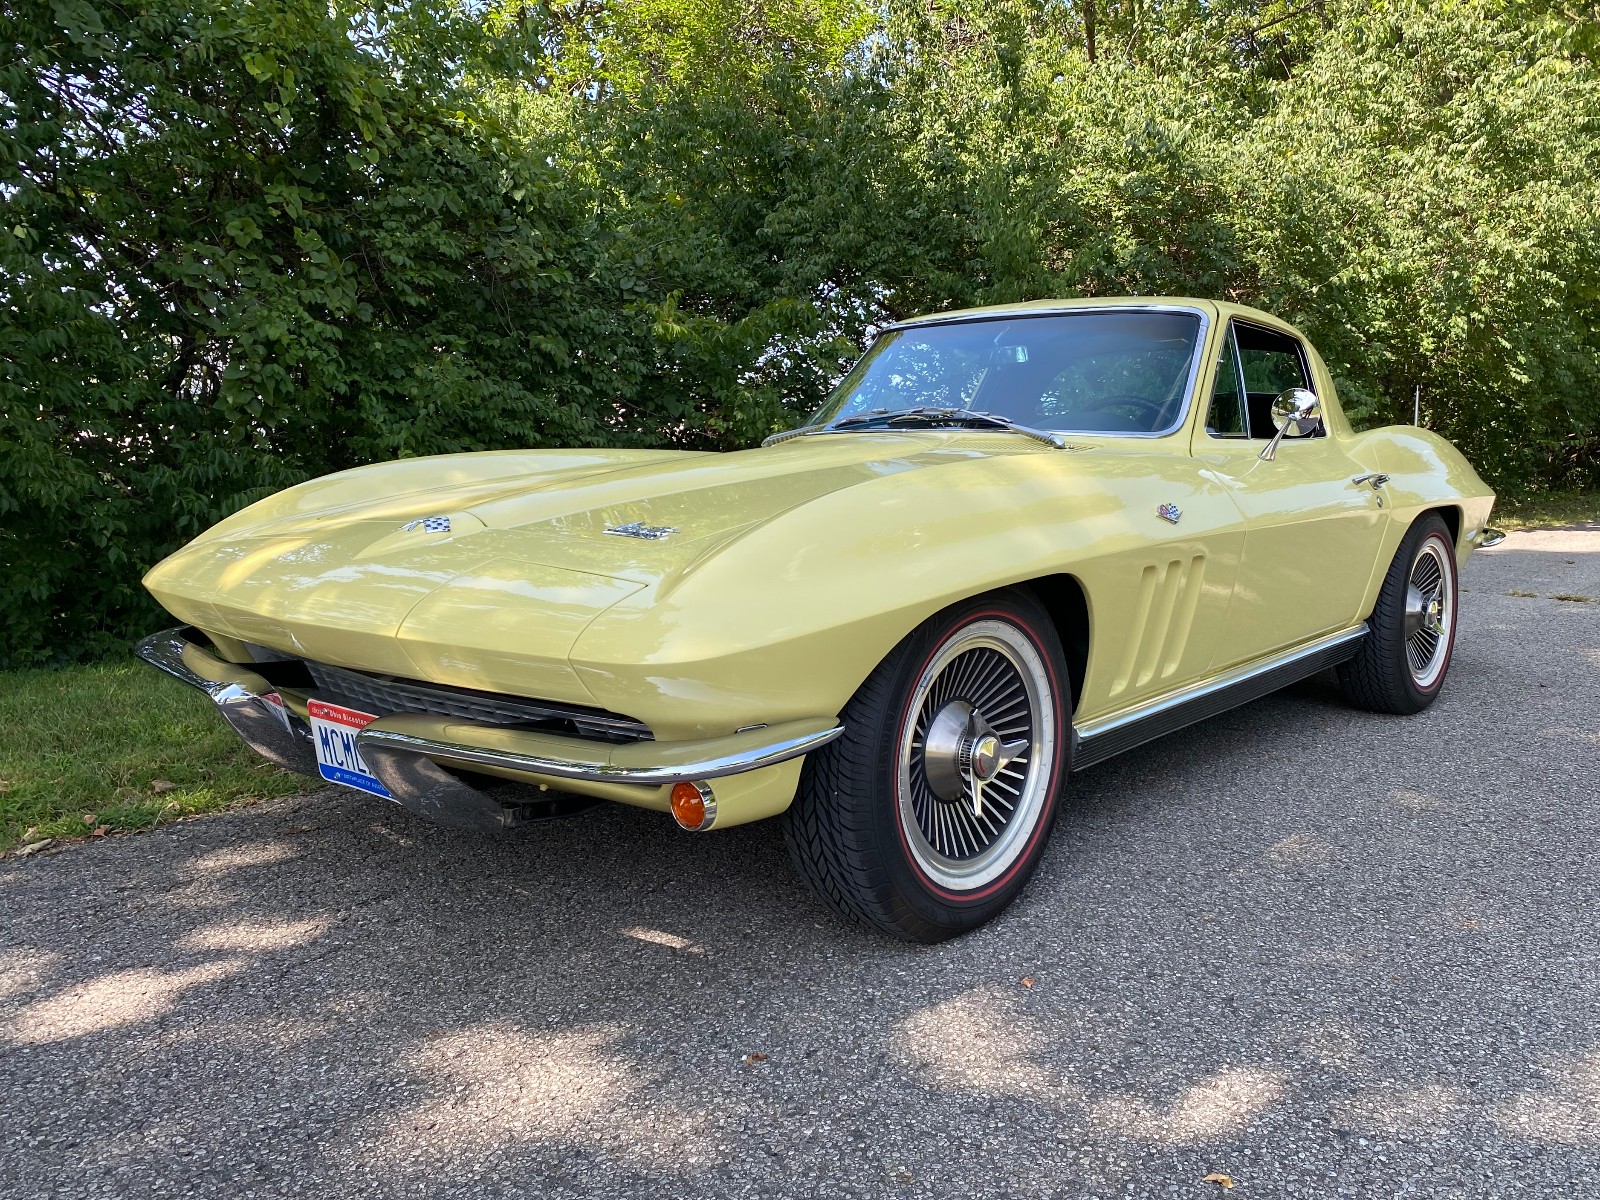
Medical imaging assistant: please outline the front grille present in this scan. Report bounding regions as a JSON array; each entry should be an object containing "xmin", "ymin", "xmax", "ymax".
[{"xmin": 305, "ymin": 661, "xmax": 652, "ymax": 744}]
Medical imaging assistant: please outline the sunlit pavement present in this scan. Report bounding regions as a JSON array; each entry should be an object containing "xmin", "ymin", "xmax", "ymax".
[{"xmin": 4, "ymin": 529, "xmax": 1599, "ymax": 1199}]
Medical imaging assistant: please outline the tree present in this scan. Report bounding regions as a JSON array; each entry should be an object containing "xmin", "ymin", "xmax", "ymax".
[{"xmin": 3, "ymin": 0, "xmax": 1596, "ymax": 665}]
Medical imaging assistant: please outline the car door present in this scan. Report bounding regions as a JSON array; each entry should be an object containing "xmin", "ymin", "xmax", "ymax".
[
  {"xmin": 1194, "ymin": 319, "xmax": 1389, "ymax": 670},
  {"xmin": 1010, "ymin": 309, "xmax": 1250, "ymax": 720}
]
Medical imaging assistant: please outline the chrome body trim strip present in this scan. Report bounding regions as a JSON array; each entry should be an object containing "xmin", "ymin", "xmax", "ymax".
[
  {"xmin": 1073, "ymin": 624, "xmax": 1368, "ymax": 770},
  {"xmin": 354, "ymin": 718, "xmax": 845, "ymax": 787}
]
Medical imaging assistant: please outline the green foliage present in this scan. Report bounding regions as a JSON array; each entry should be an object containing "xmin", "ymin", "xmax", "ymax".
[
  {"xmin": 1, "ymin": 0, "xmax": 654, "ymax": 663},
  {"xmin": 3, "ymin": 0, "xmax": 1597, "ymax": 665}
]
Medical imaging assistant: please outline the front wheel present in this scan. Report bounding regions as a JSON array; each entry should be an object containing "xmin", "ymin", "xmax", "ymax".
[
  {"xmin": 783, "ymin": 591, "xmax": 1072, "ymax": 941},
  {"xmin": 1338, "ymin": 514, "xmax": 1460, "ymax": 714}
]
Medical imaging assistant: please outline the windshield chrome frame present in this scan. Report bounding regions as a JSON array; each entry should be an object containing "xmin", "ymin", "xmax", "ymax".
[{"xmin": 858, "ymin": 303, "xmax": 1214, "ymax": 441}]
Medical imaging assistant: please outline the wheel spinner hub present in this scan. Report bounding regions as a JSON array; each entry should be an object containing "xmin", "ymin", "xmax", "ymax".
[
  {"xmin": 963, "ymin": 733, "xmax": 1003, "ymax": 782},
  {"xmin": 1404, "ymin": 585, "xmax": 1446, "ymax": 637},
  {"xmin": 922, "ymin": 700, "xmax": 1026, "ymax": 817}
]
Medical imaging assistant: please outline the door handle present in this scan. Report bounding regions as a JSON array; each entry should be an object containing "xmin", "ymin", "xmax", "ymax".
[{"xmin": 1352, "ymin": 473, "xmax": 1390, "ymax": 505}]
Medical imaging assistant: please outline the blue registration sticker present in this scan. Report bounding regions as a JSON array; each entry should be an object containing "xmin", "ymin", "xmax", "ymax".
[{"xmin": 307, "ymin": 699, "xmax": 391, "ymax": 798}]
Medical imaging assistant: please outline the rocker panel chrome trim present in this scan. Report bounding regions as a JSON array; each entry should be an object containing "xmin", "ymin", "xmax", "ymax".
[{"xmin": 1073, "ymin": 625, "xmax": 1368, "ymax": 770}]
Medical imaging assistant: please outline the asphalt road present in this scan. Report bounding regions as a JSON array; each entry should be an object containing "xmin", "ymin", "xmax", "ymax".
[{"xmin": 4, "ymin": 529, "xmax": 1599, "ymax": 1200}]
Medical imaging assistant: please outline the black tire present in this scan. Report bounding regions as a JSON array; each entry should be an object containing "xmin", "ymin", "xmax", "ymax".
[
  {"xmin": 783, "ymin": 590, "xmax": 1073, "ymax": 941},
  {"xmin": 1338, "ymin": 514, "xmax": 1460, "ymax": 714}
]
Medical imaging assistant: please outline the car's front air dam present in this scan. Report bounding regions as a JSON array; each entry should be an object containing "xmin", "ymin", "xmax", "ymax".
[{"xmin": 135, "ymin": 627, "xmax": 842, "ymax": 832}]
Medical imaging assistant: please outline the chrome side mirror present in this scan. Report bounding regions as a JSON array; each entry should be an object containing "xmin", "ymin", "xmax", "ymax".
[{"xmin": 1259, "ymin": 388, "xmax": 1322, "ymax": 461}]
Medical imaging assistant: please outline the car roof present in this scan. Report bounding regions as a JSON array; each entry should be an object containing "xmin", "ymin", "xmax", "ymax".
[{"xmin": 891, "ymin": 296, "xmax": 1303, "ymax": 339}]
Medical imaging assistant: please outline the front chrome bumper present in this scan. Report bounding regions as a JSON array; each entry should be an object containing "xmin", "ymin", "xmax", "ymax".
[
  {"xmin": 134, "ymin": 627, "xmax": 843, "ymax": 831},
  {"xmin": 355, "ymin": 716, "xmax": 845, "ymax": 787},
  {"xmin": 135, "ymin": 628, "xmax": 321, "ymax": 776}
]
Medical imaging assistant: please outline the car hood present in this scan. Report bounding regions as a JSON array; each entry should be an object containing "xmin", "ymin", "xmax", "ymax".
[{"xmin": 144, "ymin": 434, "xmax": 1048, "ymax": 701}]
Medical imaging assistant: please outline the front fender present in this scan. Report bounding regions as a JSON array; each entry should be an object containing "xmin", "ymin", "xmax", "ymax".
[{"xmin": 570, "ymin": 442, "xmax": 1242, "ymax": 739}]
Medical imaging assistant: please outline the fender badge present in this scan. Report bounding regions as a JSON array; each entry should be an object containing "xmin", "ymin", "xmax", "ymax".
[
  {"xmin": 1157, "ymin": 502, "xmax": 1182, "ymax": 525},
  {"xmin": 402, "ymin": 516, "xmax": 452, "ymax": 533},
  {"xmin": 606, "ymin": 521, "xmax": 677, "ymax": 540}
]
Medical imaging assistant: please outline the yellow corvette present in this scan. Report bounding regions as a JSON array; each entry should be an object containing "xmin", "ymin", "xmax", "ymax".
[{"xmin": 138, "ymin": 297, "xmax": 1498, "ymax": 940}]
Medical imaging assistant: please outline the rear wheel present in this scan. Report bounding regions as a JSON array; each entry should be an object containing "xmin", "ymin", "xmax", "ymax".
[
  {"xmin": 783, "ymin": 591, "xmax": 1072, "ymax": 941},
  {"xmin": 1339, "ymin": 514, "xmax": 1459, "ymax": 714}
]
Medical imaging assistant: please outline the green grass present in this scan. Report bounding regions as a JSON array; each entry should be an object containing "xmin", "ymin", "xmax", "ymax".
[
  {"xmin": 0, "ymin": 660, "xmax": 311, "ymax": 855},
  {"xmin": 1495, "ymin": 490, "xmax": 1600, "ymax": 531}
]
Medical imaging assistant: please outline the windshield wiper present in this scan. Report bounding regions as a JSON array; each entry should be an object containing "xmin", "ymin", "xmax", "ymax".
[
  {"xmin": 760, "ymin": 407, "xmax": 906, "ymax": 446},
  {"xmin": 763, "ymin": 407, "xmax": 1070, "ymax": 448},
  {"xmin": 851, "ymin": 406, "xmax": 1072, "ymax": 447},
  {"xmin": 944, "ymin": 409, "xmax": 1071, "ymax": 449},
  {"xmin": 829, "ymin": 406, "xmax": 950, "ymax": 429}
]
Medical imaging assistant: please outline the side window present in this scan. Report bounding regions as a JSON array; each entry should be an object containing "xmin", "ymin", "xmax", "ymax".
[
  {"xmin": 1232, "ymin": 323, "xmax": 1315, "ymax": 439},
  {"xmin": 1205, "ymin": 326, "xmax": 1246, "ymax": 438}
]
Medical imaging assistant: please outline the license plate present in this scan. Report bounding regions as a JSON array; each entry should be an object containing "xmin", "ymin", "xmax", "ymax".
[{"xmin": 308, "ymin": 699, "xmax": 391, "ymax": 798}]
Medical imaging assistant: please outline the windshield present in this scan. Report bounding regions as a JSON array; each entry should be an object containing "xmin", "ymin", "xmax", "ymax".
[{"xmin": 809, "ymin": 310, "xmax": 1204, "ymax": 436}]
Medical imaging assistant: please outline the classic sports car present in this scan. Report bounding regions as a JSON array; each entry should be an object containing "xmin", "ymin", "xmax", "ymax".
[{"xmin": 138, "ymin": 297, "xmax": 1500, "ymax": 940}]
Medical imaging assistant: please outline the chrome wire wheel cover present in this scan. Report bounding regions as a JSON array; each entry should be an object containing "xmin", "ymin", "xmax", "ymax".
[
  {"xmin": 1403, "ymin": 536, "xmax": 1455, "ymax": 689},
  {"xmin": 897, "ymin": 620, "xmax": 1056, "ymax": 892}
]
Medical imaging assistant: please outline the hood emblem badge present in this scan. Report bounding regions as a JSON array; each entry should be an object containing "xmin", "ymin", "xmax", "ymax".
[
  {"xmin": 1157, "ymin": 502, "xmax": 1182, "ymax": 525},
  {"xmin": 402, "ymin": 516, "xmax": 452, "ymax": 533},
  {"xmin": 606, "ymin": 521, "xmax": 677, "ymax": 541}
]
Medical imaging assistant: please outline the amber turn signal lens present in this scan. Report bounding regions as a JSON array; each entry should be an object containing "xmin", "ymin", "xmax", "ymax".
[{"xmin": 670, "ymin": 781, "xmax": 716, "ymax": 831}]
